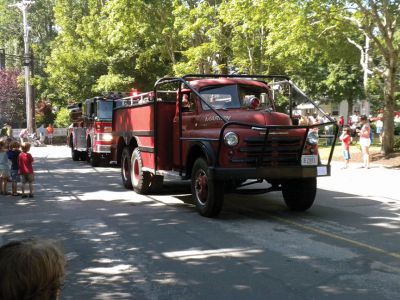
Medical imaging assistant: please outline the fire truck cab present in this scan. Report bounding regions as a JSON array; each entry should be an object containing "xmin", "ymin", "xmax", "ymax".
[{"xmin": 111, "ymin": 75, "xmax": 337, "ymax": 217}]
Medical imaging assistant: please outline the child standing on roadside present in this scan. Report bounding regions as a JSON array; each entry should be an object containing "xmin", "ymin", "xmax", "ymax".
[
  {"xmin": 0, "ymin": 141, "xmax": 10, "ymax": 195},
  {"xmin": 18, "ymin": 142, "xmax": 34, "ymax": 198},
  {"xmin": 339, "ymin": 126, "xmax": 351, "ymax": 169},
  {"xmin": 7, "ymin": 141, "xmax": 21, "ymax": 196},
  {"xmin": 46, "ymin": 124, "xmax": 54, "ymax": 145}
]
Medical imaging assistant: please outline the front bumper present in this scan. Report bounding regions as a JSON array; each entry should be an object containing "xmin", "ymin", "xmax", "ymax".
[{"xmin": 209, "ymin": 165, "xmax": 330, "ymax": 181}]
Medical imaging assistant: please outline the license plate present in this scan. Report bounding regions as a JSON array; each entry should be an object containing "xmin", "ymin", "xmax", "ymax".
[{"xmin": 301, "ymin": 155, "xmax": 318, "ymax": 166}]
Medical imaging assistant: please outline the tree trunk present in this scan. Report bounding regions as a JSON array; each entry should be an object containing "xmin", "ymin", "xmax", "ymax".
[
  {"xmin": 382, "ymin": 56, "xmax": 397, "ymax": 155},
  {"xmin": 347, "ymin": 96, "xmax": 353, "ymax": 125}
]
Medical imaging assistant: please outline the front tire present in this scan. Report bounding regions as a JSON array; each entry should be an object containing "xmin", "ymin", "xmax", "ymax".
[
  {"xmin": 121, "ymin": 147, "xmax": 133, "ymax": 189},
  {"xmin": 191, "ymin": 158, "xmax": 224, "ymax": 217},
  {"xmin": 282, "ymin": 178, "xmax": 317, "ymax": 211},
  {"xmin": 90, "ymin": 151, "xmax": 100, "ymax": 167},
  {"xmin": 131, "ymin": 148, "xmax": 151, "ymax": 194},
  {"xmin": 87, "ymin": 141, "xmax": 100, "ymax": 167}
]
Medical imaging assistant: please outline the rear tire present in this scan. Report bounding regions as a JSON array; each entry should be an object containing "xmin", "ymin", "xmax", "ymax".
[
  {"xmin": 131, "ymin": 148, "xmax": 151, "ymax": 194},
  {"xmin": 191, "ymin": 158, "xmax": 224, "ymax": 217},
  {"xmin": 150, "ymin": 175, "xmax": 164, "ymax": 193},
  {"xmin": 282, "ymin": 178, "xmax": 317, "ymax": 211},
  {"xmin": 121, "ymin": 147, "xmax": 133, "ymax": 189},
  {"xmin": 72, "ymin": 149, "xmax": 80, "ymax": 161}
]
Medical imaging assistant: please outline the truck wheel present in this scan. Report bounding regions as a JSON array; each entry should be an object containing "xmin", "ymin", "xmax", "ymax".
[
  {"xmin": 90, "ymin": 151, "xmax": 100, "ymax": 167},
  {"xmin": 191, "ymin": 158, "xmax": 224, "ymax": 217},
  {"xmin": 121, "ymin": 147, "xmax": 133, "ymax": 189},
  {"xmin": 150, "ymin": 175, "xmax": 164, "ymax": 193},
  {"xmin": 282, "ymin": 178, "xmax": 317, "ymax": 211},
  {"xmin": 87, "ymin": 142, "xmax": 100, "ymax": 167},
  {"xmin": 72, "ymin": 149, "xmax": 80, "ymax": 161},
  {"xmin": 131, "ymin": 148, "xmax": 151, "ymax": 194},
  {"xmin": 79, "ymin": 151, "xmax": 87, "ymax": 161}
]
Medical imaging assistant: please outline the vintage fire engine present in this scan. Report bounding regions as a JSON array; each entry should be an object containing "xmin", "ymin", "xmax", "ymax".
[
  {"xmin": 111, "ymin": 75, "xmax": 337, "ymax": 217},
  {"xmin": 67, "ymin": 93, "xmax": 124, "ymax": 166}
]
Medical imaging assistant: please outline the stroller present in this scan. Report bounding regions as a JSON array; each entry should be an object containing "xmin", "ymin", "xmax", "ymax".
[{"xmin": 27, "ymin": 133, "xmax": 43, "ymax": 147}]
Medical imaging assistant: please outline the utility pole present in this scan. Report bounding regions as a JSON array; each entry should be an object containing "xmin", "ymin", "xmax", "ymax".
[{"xmin": 9, "ymin": 0, "xmax": 35, "ymax": 133}]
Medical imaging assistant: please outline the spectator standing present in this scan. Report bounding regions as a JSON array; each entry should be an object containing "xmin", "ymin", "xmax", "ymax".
[
  {"xmin": 38, "ymin": 124, "xmax": 46, "ymax": 143},
  {"xmin": 357, "ymin": 115, "xmax": 371, "ymax": 169},
  {"xmin": 0, "ymin": 238, "xmax": 66, "ymax": 300},
  {"xmin": 299, "ymin": 115, "xmax": 309, "ymax": 126},
  {"xmin": 376, "ymin": 118, "xmax": 383, "ymax": 143},
  {"xmin": 0, "ymin": 140, "xmax": 10, "ymax": 195},
  {"xmin": 46, "ymin": 124, "xmax": 54, "ymax": 145},
  {"xmin": 19, "ymin": 128, "xmax": 29, "ymax": 144},
  {"xmin": 18, "ymin": 142, "xmax": 35, "ymax": 198},
  {"xmin": 322, "ymin": 114, "xmax": 334, "ymax": 146},
  {"xmin": 339, "ymin": 126, "xmax": 351, "ymax": 169},
  {"xmin": 7, "ymin": 140, "xmax": 21, "ymax": 196},
  {"xmin": 338, "ymin": 116, "xmax": 345, "ymax": 129}
]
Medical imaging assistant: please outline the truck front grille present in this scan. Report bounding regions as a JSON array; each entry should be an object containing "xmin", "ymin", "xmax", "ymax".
[{"xmin": 233, "ymin": 136, "xmax": 303, "ymax": 166}]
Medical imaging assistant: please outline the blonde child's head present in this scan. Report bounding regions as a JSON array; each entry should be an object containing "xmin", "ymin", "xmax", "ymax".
[{"xmin": 21, "ymin": 142, "xmax": 31, "ymax": 153}]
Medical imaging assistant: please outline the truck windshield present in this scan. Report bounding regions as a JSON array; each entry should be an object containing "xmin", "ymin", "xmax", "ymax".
[
  {"xmin": 97, "ymin": 101, "xmax": 113, "ymax": 119},
  {"xmin": 200, "ymin": 84, "xmax": 273, "ymax": 110}
]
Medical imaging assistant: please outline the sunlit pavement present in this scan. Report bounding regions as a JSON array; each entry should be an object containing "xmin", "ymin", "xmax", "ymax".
[{"xmin": 319, "ymin": 161, "xmax": 399, "ymax": 202}]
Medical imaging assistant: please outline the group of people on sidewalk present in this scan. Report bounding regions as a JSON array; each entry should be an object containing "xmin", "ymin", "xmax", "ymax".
[
  {"xmin": 0, "ymin": 140, "xmax": 35, "ymax": 197},
  {"xmin": 19, "ymin": 124, "xmax": 54, "ymax": 145},
  {"xmin": 339, "ymin": 114, "xmax": 372, "ymax": 169}
]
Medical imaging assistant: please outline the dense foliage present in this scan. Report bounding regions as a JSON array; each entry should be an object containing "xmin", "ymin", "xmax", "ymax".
[{"xmin": 0, "ymin": 69, "xmax": 25, "ymax": 127}]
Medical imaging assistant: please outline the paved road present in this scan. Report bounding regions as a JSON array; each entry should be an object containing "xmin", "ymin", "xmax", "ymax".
[{"xmin": 0, "ymin": 145, "xmax": 399, "ymax": 300}]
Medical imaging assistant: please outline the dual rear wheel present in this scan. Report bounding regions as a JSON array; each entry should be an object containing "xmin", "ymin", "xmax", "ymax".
[{"xmin": 120, "ymin": 147, "xmax": 163, "ymax": 194}]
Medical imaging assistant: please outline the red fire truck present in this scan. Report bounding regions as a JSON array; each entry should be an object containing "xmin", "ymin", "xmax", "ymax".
[
  {"xmin": 67, "ymin": 93, "xmax": 124, "ymax": 166},
  {"xmin": 111, "ymin": 75, "xmax": 337, "ymax": 217}
]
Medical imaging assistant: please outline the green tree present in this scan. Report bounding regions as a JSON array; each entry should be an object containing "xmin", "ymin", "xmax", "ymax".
[
  {"xmin": 54, "ymin": 107, "xmax": 70, "ymax": 128},
  {"xmin": 310, "ymin": 0, "xmax": 400, "ymax": 154}
]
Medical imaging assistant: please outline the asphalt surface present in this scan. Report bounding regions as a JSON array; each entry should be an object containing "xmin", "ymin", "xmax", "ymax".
[{"xmin": 0, "ymin": 145, "xmax": 399, "ymax": 300}]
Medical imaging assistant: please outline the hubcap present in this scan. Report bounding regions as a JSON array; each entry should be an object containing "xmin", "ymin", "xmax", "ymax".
[
  {"xmin": 195, "ymin": 170, "xmax": 208, "ymax": 205},
  {"xmin": 132, "ymin": 158, "xmax": 139, "ymax": 184}
]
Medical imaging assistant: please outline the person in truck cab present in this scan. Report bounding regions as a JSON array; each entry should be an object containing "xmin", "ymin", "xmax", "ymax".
[{"xmin": 182, "ymin": 94, "xmax": 191, "ymax": 112}]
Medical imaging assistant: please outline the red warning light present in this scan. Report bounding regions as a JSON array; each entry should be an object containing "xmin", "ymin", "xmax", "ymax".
[{"xmin": 130, "ymin": 88, "xmax": 139, "ymax": 96}]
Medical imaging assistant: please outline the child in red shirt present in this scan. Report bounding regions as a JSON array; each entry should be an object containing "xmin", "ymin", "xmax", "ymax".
[
  {"xmin": 18, "ymin": 142, "xmax": 34, "ymax": 198},
  {"xmin": 339, "ymin": 126, "xmax": 351, "ymax": 169}
]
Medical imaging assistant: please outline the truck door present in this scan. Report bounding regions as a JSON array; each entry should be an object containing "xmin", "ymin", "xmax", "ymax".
[{"xmin": 172, "ymin": 92, "xmax": 196, "ymax": 168}]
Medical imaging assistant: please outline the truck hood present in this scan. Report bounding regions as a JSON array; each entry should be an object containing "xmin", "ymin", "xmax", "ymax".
[{"xmin": 224, "ymin": 110, "xmax": 292, "ymax": 126}]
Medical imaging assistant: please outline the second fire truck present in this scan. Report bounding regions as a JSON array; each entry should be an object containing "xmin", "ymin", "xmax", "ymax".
[{"xmin": 67, "ymin": 93, "xmax": 124, "ymax": 166}]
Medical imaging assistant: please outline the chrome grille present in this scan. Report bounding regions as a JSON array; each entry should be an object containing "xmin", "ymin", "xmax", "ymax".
[{"xmin": 233, "ymin": 135, "xmax": 303, "ymax": 166}]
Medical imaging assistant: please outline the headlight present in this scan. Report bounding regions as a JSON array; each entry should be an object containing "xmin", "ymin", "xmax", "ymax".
[
  {"xmin": 224, "ymin": 132, "xmax": 239, "ymax": 147},
  {"xmin": 306, "ymin": 130, "xmax": 318, "ymax": 145},
  {"xmin": 97, "ymin": 133, "xmax": 113, "ymax": 142}
]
